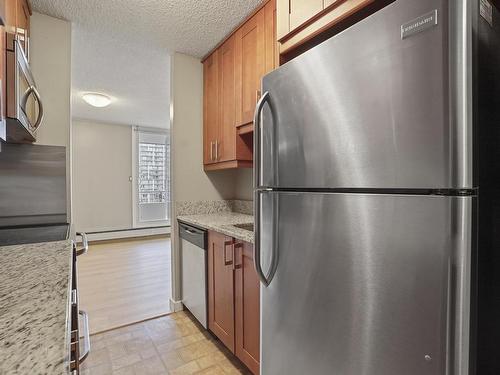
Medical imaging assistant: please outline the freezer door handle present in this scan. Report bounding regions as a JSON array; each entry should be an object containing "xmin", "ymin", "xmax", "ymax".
[
  {"xmin": 254, "ymin": 190, "xmax": 279, "ymax": 287},
  {"xmin": 253, "ymin": 91, "xmax": 270, "ymax": 190}
]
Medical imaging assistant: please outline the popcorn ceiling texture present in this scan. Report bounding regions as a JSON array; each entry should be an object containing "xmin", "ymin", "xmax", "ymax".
[{"xmin": 31, "ymin": 0, "xmax": 265, "ymax": 58}]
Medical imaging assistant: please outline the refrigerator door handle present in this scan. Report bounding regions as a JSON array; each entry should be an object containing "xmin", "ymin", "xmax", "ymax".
[
  {"xmin": 253, "ymin": 91, "xmax": 270, "ymax": 190},
  {"xmin": 254, "ymin": 190, "xmax": 279, "ymax": 287}
]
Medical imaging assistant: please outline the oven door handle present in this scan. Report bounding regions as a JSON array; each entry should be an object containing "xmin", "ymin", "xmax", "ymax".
[{"xmin": 75, "ymin": 232, "xmax": 89, "ymax": 257}]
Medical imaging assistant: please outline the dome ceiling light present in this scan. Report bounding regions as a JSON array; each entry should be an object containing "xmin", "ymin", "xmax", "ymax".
[{"xmin": 82, "ymin": 92, "xmax": 112, "ymax": 108}]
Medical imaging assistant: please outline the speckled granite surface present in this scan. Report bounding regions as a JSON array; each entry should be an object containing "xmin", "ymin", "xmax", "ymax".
[
  {"xmin": 0, "ymin": 240, "xmax": 73, "ymax": 375},
  {"xmin": 178, "ymin": 212, "xmax": 254, "ymax": 244},
  {"xmin": 176, "ymin": 200, "xmax": 253, "ymax": 216},
  {"xmin": 176, "ymin": 200, "xmax": 233, "ymax": 216}
]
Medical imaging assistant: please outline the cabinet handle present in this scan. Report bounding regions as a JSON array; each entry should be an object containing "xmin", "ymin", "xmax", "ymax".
[
  {"xmin": 256, "ymin": 90, "xmax": 261, "ymax": 103},
  {"xmin": 210, "ymin": 141, "xmax": 214, "ymax": 161},
  {"xmin": 233, "ymin": 242, "xmax": 243, "ymax": 270},
  {"xmin": 223, "ymin": 239, "xmax": 233, "ymax": 266},
  {"xmin": 215, "ymin": 140, "xmax": 219, "ymax": 161}
]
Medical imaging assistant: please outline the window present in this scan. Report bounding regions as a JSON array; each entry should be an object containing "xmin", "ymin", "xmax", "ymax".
[
  {"xmin": 138, "ymin": 142, "xmax": 167, "ymax": 204},
  {"xmin": 134, "ymin": 129, "xmax": 170, "ymax": 226}
]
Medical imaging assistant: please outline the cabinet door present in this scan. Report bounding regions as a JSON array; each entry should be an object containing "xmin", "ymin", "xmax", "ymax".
[
  {"xmin": 264, "ymin": 0, "xmax": 278, "ymax": 73},
  {"xmin": 4, "ymin": 0, "xmax": 15, "ymax": 43},
  {"xmin": 289, "ymin": 0, "xmax": 324, "ymax": 32},
  {"xmin": 16, "ymin": 0, "xmax": 29, "ymax": 59},
  {"xmin": 235, "ymin": 9, "xmax": 265, "ymax": 126},
  {"xmin": 207, "ymin": 231, "xmax": 235, "ymax": 352},
  {"xmin": 235, "ymin": 241, "xmax": 260, "ymax": 374},
  {"xmin": 217, "ymin": 36, "xmax": 236, "ymax": 162},
  {"xmin": 203, "ymin": 52, "xmax": 219, "ymax": 165}
]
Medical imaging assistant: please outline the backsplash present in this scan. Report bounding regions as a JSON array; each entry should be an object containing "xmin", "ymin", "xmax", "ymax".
[
  {"xmin": 175, "ymin": 200, "xmax": 253, "ymax": 216},
  {"xmin": 230, "ymin": 200, "xmax": 253, "ymax": 215}
]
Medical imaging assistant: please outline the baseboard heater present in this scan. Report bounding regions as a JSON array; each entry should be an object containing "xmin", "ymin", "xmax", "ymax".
[{"xmin": 84, "ymin": 226, "xmax": 171, "ymax": 242}]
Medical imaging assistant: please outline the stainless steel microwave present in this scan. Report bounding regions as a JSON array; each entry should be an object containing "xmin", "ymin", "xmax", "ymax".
[{"xmin": 5, "ymin": 36, "xmax": 43, "ymax": 143}]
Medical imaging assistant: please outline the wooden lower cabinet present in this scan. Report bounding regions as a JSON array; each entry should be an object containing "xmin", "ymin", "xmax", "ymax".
[
  {"xmin": 208, "ymin": 231, "xmax": 235, "ymax": 352},
  {"xmin": 207, "ymin": 231, "xmax": 260, "ymax": 374},
  {"xmin": 234, "ymin": 240, "xmax": 260, "ymax": 374}
]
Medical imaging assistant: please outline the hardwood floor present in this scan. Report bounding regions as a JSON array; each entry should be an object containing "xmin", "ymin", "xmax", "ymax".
[
  {"xmin": 78, "ymin": 236, "xmax": 172, "ymax": 334},
  {"xmin": 80, "ymin": 311, "xmax": 251, "ymax": 375}
]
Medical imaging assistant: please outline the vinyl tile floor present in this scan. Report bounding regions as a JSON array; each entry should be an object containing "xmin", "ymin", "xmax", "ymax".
[{"xmin": 80, "ymin": 311, "xmax": 251, "ymax": 375}]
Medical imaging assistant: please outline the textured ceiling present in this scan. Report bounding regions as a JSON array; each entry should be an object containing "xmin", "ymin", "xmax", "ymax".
[
  {"xmin": 30, "ymin": 0, "xmax": 265, "ymax": 58},
  {"xmin": 70, "ymin": 26, "xmax": 171, "ymax": 128},
  {"xmin": 31, "ymin": 0, "xmax": 264, "ymax": 128}
]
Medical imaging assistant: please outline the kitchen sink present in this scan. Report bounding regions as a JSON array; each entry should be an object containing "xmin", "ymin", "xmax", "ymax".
[{"xmin": 233, "ymin": 223, "xmax": 254, "ymax": 232}]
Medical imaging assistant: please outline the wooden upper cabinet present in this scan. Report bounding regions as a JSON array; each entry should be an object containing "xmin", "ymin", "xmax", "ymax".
[
  {"xmin": 235, "ymin": 9, "xmax": 264, "ymax": 127},
  {"xmin": 289, "ymin": 0, "xmax": 324, "ymax": 33},
  {"xmin": 16, "ymin": 0, "xmax": 29, "ymax": 59},
  {"xmin": 277, "ymin": 0, "xmax": 376, "ymax": 56},
  {"xmin": 3, "ymin": 0, "xmax": 31, "ymax": 56},
  {"xmin": 264, "ymin": 0, "xmax": 278, "ymax": 73},
  {"xmin": 207, "ymin": 231, "xmax": 235, "ymax": 352},
  {"xmin": 234, "ymin": 241, "xmax": 260, "ymax": 375},
  {"xmin": 235, "ymin": 0, "xmax": 277, "ymax": 127},
  {"xmin": 203, "ymin": 0, "xmax": 276, "ymax": 170},
  {"xmin": 203, "ymin": 52, "xmax": 219, "ymax": 165},
  {"xmin": 4, "ymin": 0, "xmax": 16, "ymax": 36},
  {"xmin": 218, "ymin": 36, "xmax": 236, "ymax": 163}
]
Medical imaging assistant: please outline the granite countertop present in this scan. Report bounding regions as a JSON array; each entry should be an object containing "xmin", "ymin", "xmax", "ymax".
[
  {"xmin": 0, "ymin": 240, "xmax": 73, "ymax": 375},
  {"xmin": 178, "ymin": 212, "xmax": 254, "ymax": 244}
]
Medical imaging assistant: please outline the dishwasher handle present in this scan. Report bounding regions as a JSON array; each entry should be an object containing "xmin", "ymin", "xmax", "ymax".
[{"xmin": 179, "ymin": 222, "xmax": 207, "ymax": 249}]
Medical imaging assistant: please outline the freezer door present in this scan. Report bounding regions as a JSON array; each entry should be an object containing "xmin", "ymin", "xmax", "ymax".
[
  {"xmin": 257, "ymin": 0, "xmax": 473, "ymax": 189},
  {"xmin": 258, "ymin": 192, "xmax": 473, "ymax": 375}
]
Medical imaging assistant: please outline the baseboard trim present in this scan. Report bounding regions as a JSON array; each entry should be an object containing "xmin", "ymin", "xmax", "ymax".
[
  {"xmin": 169, "ymin": 298, "xmax": 184, "ymax": 313},
  {"xmin": 85, "ymin": 227, "xmax": 171, "ymax": 242}
]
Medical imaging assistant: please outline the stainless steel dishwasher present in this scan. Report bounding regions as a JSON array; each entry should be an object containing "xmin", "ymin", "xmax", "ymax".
[{"xmin": 179, "ymin": 221, "xmax": 208, "ymax": 328}]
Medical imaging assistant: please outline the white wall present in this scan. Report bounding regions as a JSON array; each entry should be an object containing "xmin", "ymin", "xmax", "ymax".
[
  {"xmin": 30, "ymin": 13, "xmax": 72, "ymax": 219},
  {"xmin": 170, "ymin": 53, "xmax": 238, "ymax": 305},
  {"xmin": 72, "ymin": 120, "xmax": 133, "ymax": 233}
]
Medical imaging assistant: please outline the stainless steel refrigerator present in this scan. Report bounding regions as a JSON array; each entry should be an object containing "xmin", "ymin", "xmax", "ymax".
[{"xmin": 254, "ymin": 0, "xmax": 500, "ymax": 374}]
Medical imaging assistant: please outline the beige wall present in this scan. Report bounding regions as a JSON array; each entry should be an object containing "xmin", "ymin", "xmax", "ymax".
[
  {"xmin": 234, "ymin": 169, "xmax": 253, "ymax": 200},
  {"xmin": 170, "ymin": 53, "xmax": 236, "ymax": 303},
  {"xmin": 31, "ymin": 13, "xmax": 72, "ymax": 147},
  {"xmin": 30, "ymin": 12, "xmax": 72, "ymax": 219},
  {"xmin": 171, "ymin": 54, "xmax": 235, "ymax": 203},
  {"xmin": 72, "ymin": 120, "xmax": 133, "ymax": 233}
]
